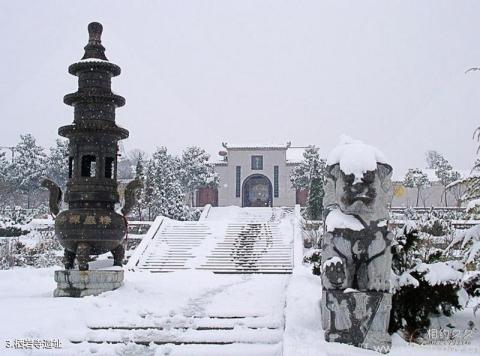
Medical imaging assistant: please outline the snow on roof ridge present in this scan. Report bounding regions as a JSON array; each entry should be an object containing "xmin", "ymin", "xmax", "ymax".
[
  {"xmin": 326, "ymin": 135, "xmax": 389, "ymax": 181},
  {"xmin": 223, "ymin": 142, "xmax": 290, "ymax": 149}
]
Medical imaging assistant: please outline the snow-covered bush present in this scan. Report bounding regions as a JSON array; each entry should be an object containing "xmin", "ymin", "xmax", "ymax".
[
  {"xmin": 188, "ymin": 208, "xmax": 202, "ymax": 222},
  {"xmin": 300, "ymin": 219, "xmax": 322, "ymax": 249},
  {"xmin": 389, "ymin": 222, "xmax": 465, "ymax": 339},
  {"xmin": 303, "ymin": 249, "xmax": 321, "ymax": 276},
  {"xmin": 0, "ymin": 208, "xmax": 35, "ymax": 237},
  {"xmin": 0, "ymin": 239, "xmax": 12, "ymax": 269},
  {"xmin": 449, "ymin": 225, "xmax": 480, "ymax": 271},
  {"xmin": 0, "ymin": 226, "xmax": 28, "ymax": 237},
  {"xmin": 0, "ymin": 207, "xmax": 38, "ymax": 225},
  {"xmin": 0, "ymin": 229, "xmax": 62, "ymax": 269},
  {"xmin": 417, "ymin": 211, "xmax": 451, "ymax": 237},
  {"xmin": 301, "ymin": 215, "xmax": 323, "ymax": 275},
  {"xmin": 447, "ymin": 224, "xmax": 480, "ymax": 314},
  {"xmin": 395, "ymin": 207, "xmax": 466, "ymax": 223}
]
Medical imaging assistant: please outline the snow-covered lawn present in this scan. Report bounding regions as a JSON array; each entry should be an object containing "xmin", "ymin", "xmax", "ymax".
[{"xmin": 0, "ymin": 265, "xmax": 479, "ymax": 355}]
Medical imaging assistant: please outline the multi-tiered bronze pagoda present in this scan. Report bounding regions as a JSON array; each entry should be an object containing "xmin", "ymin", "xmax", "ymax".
[{"xmin": 44, "ymin": 22, "xmax": 139, "ymax": 272}]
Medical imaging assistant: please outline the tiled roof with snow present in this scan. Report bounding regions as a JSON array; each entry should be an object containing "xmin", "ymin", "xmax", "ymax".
[
  {"xmin": 222, "ymin": 142, "xmax": 290, "ymax": 150},
  {"xmin": 209, "ymin": 144, "xmax": 322, "ymax": 166}
]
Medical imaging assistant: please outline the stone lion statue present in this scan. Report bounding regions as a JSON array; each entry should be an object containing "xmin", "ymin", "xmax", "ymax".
[{"xmin": 320, "ymin": 136, "xmax": 394, "ymax": 353}]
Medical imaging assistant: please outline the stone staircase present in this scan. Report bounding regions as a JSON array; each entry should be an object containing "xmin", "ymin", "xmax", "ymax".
[
  {"xmin": 74, "ymin": 314, "xmax": 284, "ymax": 353},
  {"xmin": 129, "ymin": 220, "xmax": 212, "ymax": 273},
  {"xmin": 73, "ymin": 207, "xmax": 296, "ymax": 355},
  {"xmin": 128, "ymin": 207, "xmax": 294, "ymax": 274}
]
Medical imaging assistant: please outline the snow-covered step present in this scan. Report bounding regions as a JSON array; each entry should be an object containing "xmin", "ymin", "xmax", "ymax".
[
  {"xmin": 196, "ymin": 271, "xmax": 292, "ymax": 275},
  {"xmin": 73, "ymin": 315, "xmax": 284, "ymax": 350},
  {"xmin": 128, "ymin": 207, "xmax": 294, "ymax": 274},
  {"xmin": 199, "ymin": 266, "xmax": 293, "ymax": 270},
  {"xmin": 198, "ymin": 208, "xmax": 293, "ymax": 273},
  {"xmin": 89, "ymin": 315, "xmax": 283, "ymax": 330},
  {"xmin": 73, "ymin": 329, "xmax": 283, "ymax": 345},
  {"xmin": 61, "ymin": 267, "xmax": 291, "ymax": 355},
  {"xmin": 206, "ymin": 256, "xmax": 292, "ymax": 260},
  {"xmin": 202, "ymin": 262, "xmax": 291, "ymax": 266},
  {"xmin": 128, "ymin": 217, "xmax": 210, "ymax": 271}
]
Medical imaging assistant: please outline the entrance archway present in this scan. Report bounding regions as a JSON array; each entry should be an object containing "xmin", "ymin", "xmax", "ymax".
[{"xmin": 242, "ymin": 174, "xmax": 273, "ymax": 207}]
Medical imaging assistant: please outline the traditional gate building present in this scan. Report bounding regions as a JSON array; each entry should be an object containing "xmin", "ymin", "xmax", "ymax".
[
  {"xmin": 194, "ymin": 143, "xmax": 469, "ymax": 209},
  {"xmin": 196, "ymin": 143, "xmax": 307, "ymax": 207}
]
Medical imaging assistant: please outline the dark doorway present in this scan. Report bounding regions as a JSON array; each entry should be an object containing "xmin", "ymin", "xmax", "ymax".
[
  {"xmin": 196, "ymin": 187, "xmax": 218, "ymax": 207},
  {"xmin": 242, "ymin": 174, "xmax": 273, "ymax": 207}
]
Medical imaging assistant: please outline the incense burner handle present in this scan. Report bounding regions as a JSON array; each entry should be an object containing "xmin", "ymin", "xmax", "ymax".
[
  {"xmin": 41, "ymin": 178, "xmax": 63, "ymax": 217},
  {"xmin": 121, "ymin": 178, "xmax": 142, "ymax": 217}
]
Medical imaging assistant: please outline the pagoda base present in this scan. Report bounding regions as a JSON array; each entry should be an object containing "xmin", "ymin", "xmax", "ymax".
[{"xmin": 53, "ymin": 269, "xmax": 124, "ymax": 298}]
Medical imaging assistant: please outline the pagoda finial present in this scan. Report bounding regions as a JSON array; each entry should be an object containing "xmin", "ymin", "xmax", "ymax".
[
  {"xmin": 82, "ymin": 21, "xmax": 108, "ymax": 61},
  {"xmin": 88, "ymin": 22, "xmax": 103, "ymax": 44}
]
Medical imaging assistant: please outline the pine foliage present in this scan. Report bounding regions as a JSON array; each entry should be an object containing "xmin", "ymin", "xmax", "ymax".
[
  {"xmin": 180, "ymin": 146, "xmax": 218, "ymax": 206},
  {"xmin": 9, "ymin": 134, "xmax": 47, "ymax": 208},
  {"xmin": 133, "ymin": 154, "xmax": 146, "ymax": 219},
  {"xmin": 45, "ymin": 139, "xmax": 69, "ymax": 188},
  {"xmin": 306, "ymin": 161, "xmax": 324, "ymax": 220},
  {"xmin": 143, "ymin": 147, "xmax": 190, "ymax": 221},
  {"xmin": 0, "ymin": 151, "xmax": 9, "ymax": 202},
  {"xmin": 389, "ymin": 222, "xmax": 464, "ymax": 339},
  {"xmin": 0, "ymin": 151, "xmax": 7, "ymax": 177},
  {"xmin": 290, "ymin": 146, "xmax": 325, "ymax": 190},
  {"xmin": 1, "ymin": 134, "xmax": 217, "ymax": 218},
  {"xmin": 290, "ymin": 146, "xmax": 326, "ymax": 219}
]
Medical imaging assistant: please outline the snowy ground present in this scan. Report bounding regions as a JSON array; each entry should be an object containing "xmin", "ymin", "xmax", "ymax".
[
  {"xmin": 0, "ymin": 265, "xmax": 479, "ymax": 355},
  {"xmin": 0, "ymin": 206, "xmax": 479, "ymax": 355},
  {"xmin": 0, "ymin": 267, "xmax": 288, "ymax": 355},
  {"xmin": 284, "ymin": 264, "xmax": 480, "ymax": 356}
]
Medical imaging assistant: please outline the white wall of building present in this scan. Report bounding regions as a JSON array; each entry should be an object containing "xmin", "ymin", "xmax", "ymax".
[{"xmin": 215, "ymin": 148, "xmax": 297, "ymax": 207}]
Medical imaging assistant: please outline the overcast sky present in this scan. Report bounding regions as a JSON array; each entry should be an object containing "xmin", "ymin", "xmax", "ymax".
[{"xmin": 1, "ymin": 0, "xmax": 479, "ymax": 174}]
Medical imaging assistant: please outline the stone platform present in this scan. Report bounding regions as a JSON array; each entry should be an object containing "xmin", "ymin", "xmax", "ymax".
[
  {"xmin": 54, "ymin": 269, "xmax": 124, "ymax": 298},
  {"xmin": 321, "ymin": 290, "xmax": 392, "ymax": 353}
]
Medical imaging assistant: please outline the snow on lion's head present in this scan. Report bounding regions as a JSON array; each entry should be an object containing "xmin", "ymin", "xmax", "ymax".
[{"xmin": 323, "ymin": 135, "xmax": 393, "ymax": 223}]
